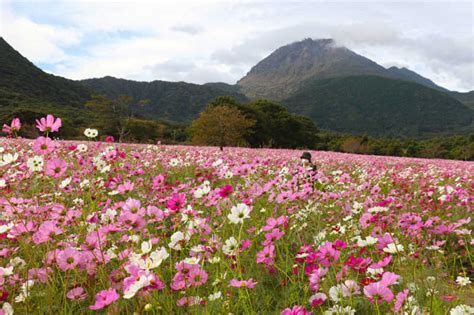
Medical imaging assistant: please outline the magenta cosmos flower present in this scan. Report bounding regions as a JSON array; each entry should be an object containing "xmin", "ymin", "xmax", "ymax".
[
  {"xmin": 281, "ymin": 305, "xmax": 312, "ymax": 315},
  {"xmin": 36, "ymin": 114, "xmax": 62, "ymax": 133},
  {"xmin": 45, "ymin": 158, "xmax": 68, "ymax": 178},
  {"xmin": 363, "ymin": 282, "xmax": 394, "ymax": 304},
  {"xmin": 2, "ymin": 118, "xmax": 21, "ymax": 135},
  {"xmin": 33, "ymin": 136, "xmax": 55, "ymax": 155},
  {"xmin": 167, "ymin": 193, "xmax": 187, "ymax": 212},
  {"xmin": 89, "ymin": 288, "xmax": 119, "ymax": 310}
]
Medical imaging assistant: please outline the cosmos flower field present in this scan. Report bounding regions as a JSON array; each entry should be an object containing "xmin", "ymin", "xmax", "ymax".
[{"xmin": 0, "ymin": 116, "xmax": 473, "ymax": 314}]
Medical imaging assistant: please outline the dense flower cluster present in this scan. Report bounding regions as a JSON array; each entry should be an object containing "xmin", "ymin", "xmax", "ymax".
[{"xmin": 0, "ymin": 116, "xmax": 472, "ymax": 314}]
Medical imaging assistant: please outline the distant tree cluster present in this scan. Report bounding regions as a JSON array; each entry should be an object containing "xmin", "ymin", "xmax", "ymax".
[{"xmin": 191, "ymin": 96, "xmax": 319, "ymax": 149}]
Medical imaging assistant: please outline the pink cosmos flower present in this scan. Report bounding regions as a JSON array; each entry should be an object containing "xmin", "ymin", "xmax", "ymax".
[
  {"xmin": 218, "ymin": 184, "xmax": 234, "ymax": 198},
  {"xmin": 36, "ymin": 114, "xmax": 62, "ymax": 133},
  {"xmin": 281, "ymin": 305, "xmax": 312, "ymax": 315},
  {"xmin": 67, "ymin": 287, "xmax": 87, "ymax": 301},
  {"xmin": 2, "ymin": 118, "xmax": 21, "ymax": 135},
  {"xmin": 105, "ymin": 135, "xmax": 115, "ymax": 143},
  {"xmin": 380, "ymin": 272, "xmax": 399, "ymax": 287},
  {"xmin": 167, "ymin": 193, "xmax": 186, "ymax": 212},
  {"xmin": 229, "ymin": 278, "xmax": 257, "ymax": 288},
  {"xmin": 89, "ymin": 288, "xmax": 119, "ymax": 310},
  {"xmin": 33, "ymin": 136, "xmax": 55, "ymax": 155},
  {"xmin": 363, "ymin": 282, "xmax": 394, "ymax": 304},
  {"xmin": 309, "ymin": 293, "xmax": 327, "ymax": 307},
  {"xmin": 394, "ymin": 289, "xmax": 409, "ymax": 312},
  {"xmin": 188, "ymin": 267, "xmax": 208, "ymax": 286},
  {"xmin": 32, "ymin": 220, "xmax": 62, "ymax": 244},
  {"xmin": 314, "ymin": 242, "xmax": 340, "ymax": 267},
  {"xmin": 57, "ymin": 247, "xmax": 81, "ymax": 271},
  {"xmin": 256, "ymin": 245, "xmax": 275, "ymax": 265},
  {"xmin": 118, "ymin": 181, "xmax": 134, "ymax": 194},
  {"xmin": 45, "ymin": 158, "xmax": 68, "ymax": 178}
]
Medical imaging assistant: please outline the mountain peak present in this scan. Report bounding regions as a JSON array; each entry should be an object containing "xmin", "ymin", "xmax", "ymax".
[{"xmin": 237, "ymin": 38, "xmax": 386, "ymax": 100}]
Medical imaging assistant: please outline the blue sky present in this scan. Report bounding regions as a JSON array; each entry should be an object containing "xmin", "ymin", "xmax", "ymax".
[{"xmin": 1, "ymin": 0, "xmax": 473, "ymax": 91}]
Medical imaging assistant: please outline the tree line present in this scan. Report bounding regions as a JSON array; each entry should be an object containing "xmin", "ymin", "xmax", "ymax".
[{"xmin": 2, "ymin": 94, "xmax": 473, "ymax": 160}]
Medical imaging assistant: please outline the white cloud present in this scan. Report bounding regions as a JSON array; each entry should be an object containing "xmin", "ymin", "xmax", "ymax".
[{"xmin": 0, "ymin": 0, "xmax": 472, "ymax": 91}]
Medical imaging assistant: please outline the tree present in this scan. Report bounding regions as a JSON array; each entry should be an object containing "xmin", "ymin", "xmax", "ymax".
[
  {"xmin": 190, "ymin": 106, "xmax": 255, "ymax": 150},
  {"xmin": 85, "ymin": 95, "xmax": 148, "ymax": 142}
]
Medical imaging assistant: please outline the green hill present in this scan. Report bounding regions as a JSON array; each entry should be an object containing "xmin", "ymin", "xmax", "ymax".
[
  {"xmin": 283, "ymin": 75, "xmax": 473, "ymax": 137},
  {"xmin": 80, "ymin": 77, "xmax": 248, "ymax": 122}
]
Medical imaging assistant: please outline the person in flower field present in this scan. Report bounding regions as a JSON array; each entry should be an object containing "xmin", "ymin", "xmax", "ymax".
[{"xmin": 297, "ymin": 151, "xmax": 318, "ymax": 188}]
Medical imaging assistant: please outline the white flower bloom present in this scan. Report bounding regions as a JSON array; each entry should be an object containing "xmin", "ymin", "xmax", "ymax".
[
  {"xmin": 140, "ymin": 240, "xmax": 153, "ymax": 254},
  {"xmin": 168, "ymin": 231, "xmax": 189, "ymax": 251},
  {"xmin": 0, "ymin": 179, "xmax": 6, "ymax": 188},
  {"xmin": 356, "ymin": 236, "xmax": 378, "ymax": 247},
  {"xmin": 368, "ymin": 206, "xmax": 389, "ymax": 213},
  {"xmin": 383, "ymin": 243, "xmax": 404, "ymax": 254},
  {"xmin": 123, "ymin": 274, "xmax": 153, "ymax": 299},
  {"xmin": 329, "ymin": 284, "xmax": 344, "ymax": 302},
  {"xmin": 2, "ymin": 302, "xmax": 13, "ymax": 315},
  {"xmin": 208, "ymin": 291, "xmax": 222, "ymax": 301},
  {"xmin": 212, "ymin": 159, "xmax": 223, "ymax": 167},
  {"xmin": 0, "ymin": 266, "xmax": 14, "ymax": 276},
  {"xmin": 59, "ymin": 177, "xmax": 72, "ymax": 189},
  {"xmin": 183, "ymin": 257, "xmax": 200, "ymax": 265},
  {"xmin": 0, "ymin": 223, "xmax": 13, "ymax": 234},
  {"xmin": 455, "ymin": 276, "xmax": 472, "ymax": 286},
  {"xmin": 84, "ymin": 128, "xmax": 98, "ymax": 138},
  {"xmin": 222, "ymin": 237, "xmax": 239, "ymax": 256},
  {"xmin": 228, "ymin": 203, "xmax": 251, "ymax": 224},
  {"xmin": 324, "ymin": 305, "xmax": 356, "ymax": 315},
  {"xmin": 450, "ymin": 304, "xmax": 474, "ymax": 315},
  {"xmin": 15, "ymin": 280, "xmax": 35, "ymax": 303},
  {"xmin": 26, "ymin": 156, "xmax": 44, "ymax": 172},
  {"xmin": 76, "ymin": 143, "xmax": 88, "ymax": 152},
  {"xmin": 0, "ymin": 153, "xmax": 19, "ymax": 166},
  {"xmin": 224, "ymin": 170, "xmax": 233, "ymax": 179},
  {"xmin": 169, "ymin": 158, "xmax": 180, "ymax": 167}
]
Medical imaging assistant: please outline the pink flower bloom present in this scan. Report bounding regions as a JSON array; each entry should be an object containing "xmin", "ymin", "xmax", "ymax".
[
  {"xmin": 363, "ymin": 282, "xmax": 394, "ymax": 304},
  {"xmin": 45, "ymin": 158, "xmax": 68, "ymax": 178},
  {"xmin": 394, "ymin": 289, "xmax": 409, "ymax": 312},
  {"xmin": 33, "ymin": 136, "xmax": 55, "ymax": 155},
  {"xmin": 2, "ymin": 118, "xmax": 21, "ymax": 135},
  {"xmin": 342, "ymin": 280, "xmax": 361, "ymax": 296},
  {"xmin": 118, "ymin": 181, "xmax": 134, "ymax": 194},
  {"xmin": 380, "ymin": 272, "xmax": 400, "ymax": 287},
  {"xmin": 188, "ymin": 267, "xmax": 208, "ymax": 286},
  {"xmin": 218, "ymin": 184, "xmax": 234, "ymax": 198},
  {"xmin": 32, "ymin": 220, "xmax": 62, "ymax": 244},
  {"xmin": 256, "ymin": 245, "xmax": 275, "ymax": 265},
  {"xmin": 309, "ymin": 293, "xmax": 327, "ymax": 307},
  {"xmin": 229, "ymin": 278, "xmax": 257, "ymax": 288},
  {"xmin": 67, "ymin": 287, "xmax": 87, "ymax": 301},
  {"xmin": 36, "ymin": 114, "xmax": 62, "ymax": 133},
  {"xmin": 105, "ymin": 135, "xmax": 115, "ymax": 143},
  {"xmin": 314, "ymin": 242, "xmax": 340, "ymax": 267},
  {"xmin": 281, "ymin": 305, "xmax": 312, "ymax": 315},
  {"xmin": 57, "ymin": 247, "xmax": 81, "ymax": 271},
  {"xmin": 89, "ymin": 288, "xmax": 119, "ymax": 310},
  {"xmin": 370, "ymin": 255, "xmax": 392, "ymax": 269},
  {"xmin": 167, "ymin": 193, "xmax": 186, "ymax": 212}
]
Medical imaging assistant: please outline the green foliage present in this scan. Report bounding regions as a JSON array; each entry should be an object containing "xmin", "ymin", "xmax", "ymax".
[
  {"xmin": 317, "ymin": 132, "xmax": 474, "ymax": 161},
  {"xmin": 284, "ymin": 75, "xmax": 473, "ymax": 137}
]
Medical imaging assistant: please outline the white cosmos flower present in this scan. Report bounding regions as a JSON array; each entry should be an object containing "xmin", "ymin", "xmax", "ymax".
[
  {"xmin": 84, "ymin": 128, "xmax": 98, "ymax": 138},
  {"xmin": 208, "ymin": 291, "xmax": 222, "ymax": 301},
  {"xmin": 168, "ymin": 231, "xmax": 190, "ymax": 251},
  {"xmin": 15, "ymin": 280, "xmax": 35, "ymax": 303},
  {"xmin": 27, "ymin": 155, "xmax": 44, "ymax": 172},
  {"xmin": 450, "ymin": 304, "xmax": 474, "ymax": 315},
  {"xmin": 368, "ymin": 206, "xmax": 389, "ymax": 213},
  {"xmin": 77, "ymin": 143, "xmax": 88, "ymax": 152},
  {"xmin": 228, "ymin": 203, "xmax": 251, "ymax": 224},
  {"xmin": 137, "ymin": 247, "xmax": 169, "ymax": 270},
  {"xmin": 59, "ymin": 177, "xmax": 72, "ymax": 189},
  {"xmin": 455, "ymin": 276, "xmax": 472, "ymax": 286},
  {"xmin": 141, "ymin": 240, "xmax": 153, "ymax": 254},
  {"xmin": 2, "ymin": 302, "xmax": 13, "ymax": 315},
  {"xmin": 0, "ymin": 153, "xmax": 19, "ymax": 166},
  {"xmin": 123, "ymin": 274, "xmax": 153, "ymax": 299},
  {"xmin": 383, "ymin": 243, "xmax": 404, "ymax": 254},
  {"xmin": 222, "ymin": 237, "xmax": 239, "ymax": 256},
  {"xmin": 0, "ymin": 179, "xmax": 6, "ymax": 188}
]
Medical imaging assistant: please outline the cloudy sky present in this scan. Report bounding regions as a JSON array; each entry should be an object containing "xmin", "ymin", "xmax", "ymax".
[{"xmin": 1, "ymin": 0, "xmax": 473, "ymax": 91}]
